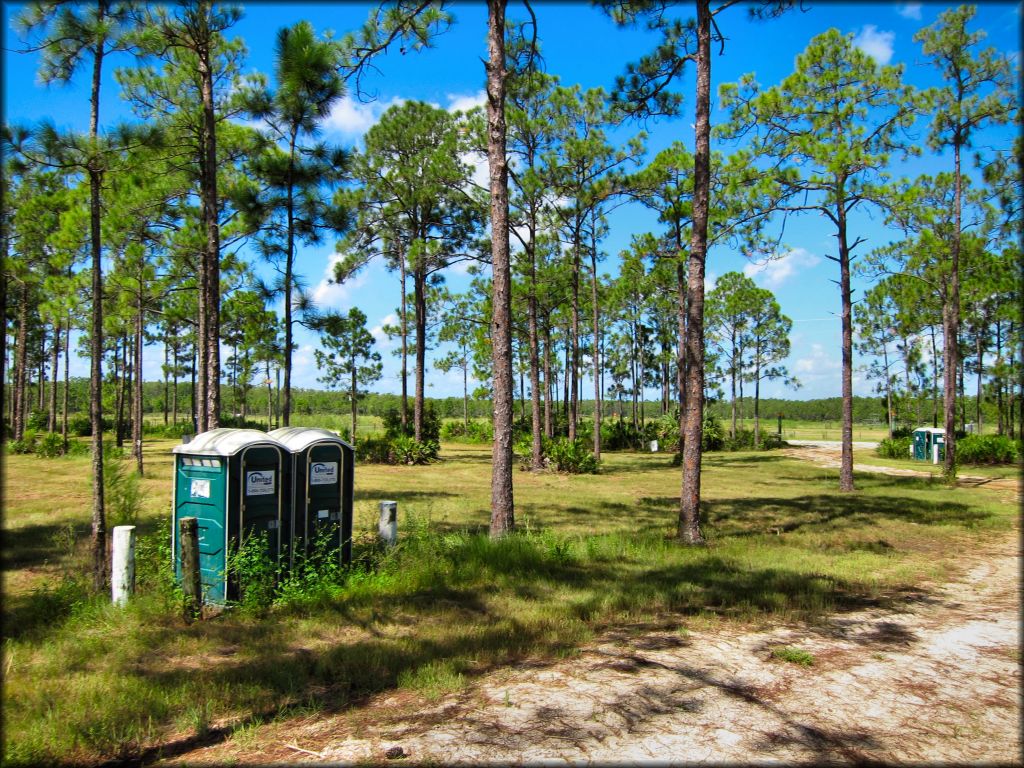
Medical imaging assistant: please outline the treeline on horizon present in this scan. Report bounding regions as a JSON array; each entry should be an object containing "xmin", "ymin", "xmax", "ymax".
[{"xmin": 16, "ymin": 376, "xmax": 965, "ymax": 427}]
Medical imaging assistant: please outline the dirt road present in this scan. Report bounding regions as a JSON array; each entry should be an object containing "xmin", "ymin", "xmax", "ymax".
[
  {"xmin": 781, "ymin": 442, "xmax": 1022, "ymax": 502},
  {"xmin": 158, "ymin": 447, "xmax": 1021, "ymax": 766}
]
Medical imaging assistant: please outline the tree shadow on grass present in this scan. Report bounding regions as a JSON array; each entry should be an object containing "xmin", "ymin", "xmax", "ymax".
[
  {"xmin": 637, "ymin": 492, "xmax": 992, "ymax": 539},
  {"xmin": 99, "ymin": 547, "xmax": 904, "ymax": 766}
]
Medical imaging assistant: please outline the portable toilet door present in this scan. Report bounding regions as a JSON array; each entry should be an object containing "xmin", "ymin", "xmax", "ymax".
[
  {"xmin": 912, "ymin": 428, "xmax": 928, "ymax": 461},
  {"xmin": 269, "ymin": 427, "xmax": 354, "ymax": 568},
  {"xmin": 172, "ymin": 428, "xmax": 288, "ymax": 604}
]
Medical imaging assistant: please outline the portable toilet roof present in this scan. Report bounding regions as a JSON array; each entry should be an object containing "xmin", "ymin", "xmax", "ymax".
[
  {"xmin": 171, "ymin": 427, "xmax": 286, "ymax": 457},
  {"xmin": 912, "ymin": 427, "xmax": 946, "ymax": 435},
  {"xmin": 269, "ymin": 426, "xmax": 353, "ymax": 452}
]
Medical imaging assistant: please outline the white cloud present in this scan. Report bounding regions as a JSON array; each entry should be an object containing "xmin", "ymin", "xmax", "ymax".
[
  {"xmin": 853, "ymin": 25, "xmax": 895, "ymax": 65},
  {"xmin": 312, "ymin": 253, "xmax": 367, "ymax": 309},
  {"xmin": 370, "ymin": 313, "xmax": 397, "ymax": 349},
  {"xmin": 446, "ymin": 90, "xmax": 486, "ymax": 114},
  {"xmin": 896, "ymin": 3, "xmax": 922, "ymax": 20},
  {"xmin": 743, "ymin": 247, "xmax": 820, "ymax": 289},
  {"xmin": 323, "ymin": 95, "xmax": 404, "ymax": 138},
  {"xmin": 795, "ymin": 343, "xmax": 840, "ymax": 377}
]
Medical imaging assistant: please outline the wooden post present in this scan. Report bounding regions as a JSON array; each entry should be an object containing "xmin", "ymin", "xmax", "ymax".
[
  {"xmin": 180, "ymin": 517, "xmax": 202, "ymax": 622},
  {"xmin": 111, "ymin": 525, "xmax": 136, "ymax": 606},
  {"xmin": 378, "ymin": 501, "xmax": 397, "ymax": 548}
]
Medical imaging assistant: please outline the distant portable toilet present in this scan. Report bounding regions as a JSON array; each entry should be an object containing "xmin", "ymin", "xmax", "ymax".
[
  {"xmin": 911, "ymin": 427, "xmax": 946, "ymax": 464},
  {"xmin": 172, "ymin": 428, "xmax": 288, "ymax": 604},
  {"xmin": 269, "ymin": 427, "xmax": 354, "ymax": 568}
]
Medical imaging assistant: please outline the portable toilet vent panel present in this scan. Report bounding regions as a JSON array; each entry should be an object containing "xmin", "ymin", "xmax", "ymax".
[
  {"xmin": 269, "ymin": 427, "xmax": 354, "ymax": 568},
  {"xmin": 172, "ymin": 428, "xmax": 288, "ymax": 604}
]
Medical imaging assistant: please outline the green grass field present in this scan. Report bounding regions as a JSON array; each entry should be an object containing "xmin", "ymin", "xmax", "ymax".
[{"xmin": 2, "ymin": 437, "xmax": 1017, "ymax": 765}]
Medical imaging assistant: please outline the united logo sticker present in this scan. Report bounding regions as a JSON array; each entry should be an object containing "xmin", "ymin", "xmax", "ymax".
[
  {"xmin": 309, "ymin": 461, "xmax": 338, "ymax": 485},
  {"xmin": 246, "ymin": 470, "xmax": 275, "ymax": 496}
]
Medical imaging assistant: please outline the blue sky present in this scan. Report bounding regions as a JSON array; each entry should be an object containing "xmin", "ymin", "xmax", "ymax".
[{"xmin": 4, "ymin": 2, "xmax": 1020, "ymax": 401}]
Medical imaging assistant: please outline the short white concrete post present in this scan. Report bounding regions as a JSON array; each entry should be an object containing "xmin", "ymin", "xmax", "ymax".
[
  {"xmin": 111, "ymin": 525, "xmax": 137, "ymax": 606},
  {"xmin": 649, "ymin": 440, "xmax": 659, "ymax": 453},
  {"xmin": 378, "ymin": 501, "xmax": 398, "ymax": 548}
]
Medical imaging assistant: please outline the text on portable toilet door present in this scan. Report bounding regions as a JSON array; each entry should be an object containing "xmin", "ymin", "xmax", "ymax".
[
  {"xmin": 309, "ymin": 462, "xmax": 338, "ymax": 485},
  {"xmin": 246, "ymin": 470, "xmax": 275, "ymax": 495}
]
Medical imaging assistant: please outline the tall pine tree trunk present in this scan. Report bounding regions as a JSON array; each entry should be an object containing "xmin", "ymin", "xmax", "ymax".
[
  {"xmin": 487, "ymin": 0, "xmax": 514, "ymax": 537},
  {"xmin": 13, "ymin": 282, "xmax": 28, "ymax": 442},
  {"xmin": 198, "ymin": 3, "xmax": 221, "ymax": 431},
  {"xmin": 399, "ymin": 246, "xmax": 409, "ymax": 432},
  {"xmin": 590, "ymin": 234, "xmax": 602, "ymax": 460},
  {"xmin": 837, "ymin": 191, "xmax": 855, "ymax": 492},
  {"xmin": 48, "ymin": 320, "xmax": 60, "ymax": 433},
  {"xmin": 133, "ymin": 290, "xmax": 144, "ymax": 475},
  {"xmin": 62, "ymin": 318, "xmax": 70, "ymax": 452},
  {"xmin": 677, "ymin": 0, "xmax": 711, "ymax": 544},
  {"xmin": 413, "ymin": 268, "xmax": 427, "ymax": 442},
  {"xmin": 543, "ymin": 325, "xmax": 553, "ymax": 439},
  {"xmin": 88, "ymin": 8, "xmax": 108, "ymax": 591}
]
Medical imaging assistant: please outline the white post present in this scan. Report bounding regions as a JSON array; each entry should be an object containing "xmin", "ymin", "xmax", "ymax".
[
  {"xmin": 111, "ymin": 525, "xmax": 137, "ymax": 606},
  {"xmin": 649, "ymin": 440, "xmax": 658, "ymax": 453},
  {"xmin": 378, "ymin": 501, "xmax": 398, "ymax": 548}
]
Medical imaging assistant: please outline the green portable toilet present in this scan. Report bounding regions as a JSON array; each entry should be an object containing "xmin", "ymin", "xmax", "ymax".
[
  {"xmin": 911, "ymin": 427, "xmax": 945, "ymax": 463},
  {"xmin": 172, "ymin": 428, "xmax": 288, "ymax": 604},
  {"xmin": 269, "ymin": 427, "xmax": 354, "ymax": 568}
]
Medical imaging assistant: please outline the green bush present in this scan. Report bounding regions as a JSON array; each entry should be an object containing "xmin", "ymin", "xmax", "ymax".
[
  {"xmin": 391, "ymin": 435, "xmax": 440, "ymax": 465},
  {"xmin": 67, "ymin": 414, "xmax": 114, "ymax": 437},
  {"xmin": 702, "ymin": 414, "xmax": 724, "ymax": 452},
  {"xmin": 355, "ymin": 435, "xmax": 394, "ymax": 464},
  {"xmin": 355, "ymin": 435, "xmax": 439, "ymax": 465},
  {"xmin": 218, "ymin": 414, "xmax": 266, "ymax": 430},
  {"xmin": 226, "ymin": 531, "xmax": 281, "ymax": 615},
  {"xmin": 601, "ymin": 419, "xmax": 643, "ymax": 451},
  {"xmin": 441, "ymin": 419, "xmax": 493, "ymax": 443},
  {"xmin": 27, "ymin": 410, "xmax": 49, "ymax": 431},
  {"xmin": 35, "ymin": 432, "xmax": 65, "ymax": 458},
  {"xmin": 383, "ymin": 403, "xmax": 440, "ymax": 442},
  {"xmin": 103, "ymin": 446, "xmax": 142, "ymax": 528},
  {"xmin": 6, "ymin": 430, "xmax": 37, "ymax": 455},
  {"xmin": 876, "ymin": 436, "xmax": 913, "ymax": 459},
  {"xmin": 545, "ymin": 437, "xmax": 599, "ymax": 474},
  {"xmin": 956, "ymin": 434, "xmax": 1019, "ymax": 465}
]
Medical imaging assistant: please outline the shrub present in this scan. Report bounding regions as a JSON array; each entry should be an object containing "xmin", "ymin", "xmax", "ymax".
[
  {"xmin": 391, "ymin": 436, "xmax": 440, "ymax": 465},
  {"xmin": 955, "ymin": 434, "xmax": 1019, "ymax": 465},
  {"xmin": 6, "ymin": 430, "xmax": 37, "ymax": 454},
  {"xmin": 158, "ymin": 422, "xmax": 194, "ymax": 439},
  {"xmin": 355, "ymin": 435, "xmax": 394, "ymax": 464},
  {"xmin": 441, "ymin": 419, "xmax": 493, "ymax": 443},
  {"xmin": 355, "ymin": 435, "xmax": 438, "ymax": 465},
  {"xmin": 601, "ymin": 419, "xmax": 642, "ymax": 451},
  {"xmin": 219, "ymin": 414, "xmax": 266, "ymax": 430},
  {"xmin": 876, "ymin": 436, "xmax": 912, "ymax": 460},
  {"xmin": 701, "ymin": 415, "xmax": 724, "ymax": 452},
  {"xmin": 35, "ymin": 432, "xmax": 65, "ymax": 458},
  {"xmin": 103, "ymin": 446, "xmax": 142, "ymax": 527},
  {"xmin": 545, "ymin": 437, "xmax": 599, "ymax": 474},
  {"xmin": 68, "ymin": 414, "xmax": 113, "ymax": 437},
  {"xmin": 227, "ymin": 531, "xmax": 280, "ymax": 615},
  {"xmin": 27, "ymin": 410, "xmax": 49, "ymax": 431},
  {"xmin": 383, "ymin": 403, "xmax": 440, "ymax": 442}
]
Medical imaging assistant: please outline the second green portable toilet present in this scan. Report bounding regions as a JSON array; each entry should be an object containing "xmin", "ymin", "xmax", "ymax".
[
  {"xmin": 269, "ymin": 427, "xmax": 354, "ymax": 568},
  {"xmin": 172, "ymin": 428, "xmax": 288, "ymax": 604}
]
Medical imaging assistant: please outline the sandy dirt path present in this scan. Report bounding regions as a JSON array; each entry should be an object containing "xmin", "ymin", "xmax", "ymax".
[
  {"xmin": 155, "ymin": 446, "xmax": 1020, "ymax": 766},
  {"xmin": 782, "ymin": 443, "xmax": 1021, "ymax": 503},
  {"xmin": 168, "ymin": 531, "xmax": 1020, "ymax": 767},
  {"xmin": 308, "ymin": 537, "xmax": 1019, "ymax": 765}
]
